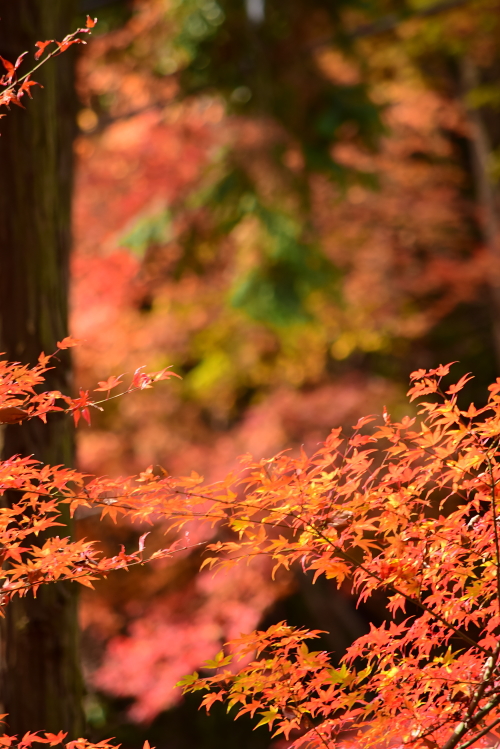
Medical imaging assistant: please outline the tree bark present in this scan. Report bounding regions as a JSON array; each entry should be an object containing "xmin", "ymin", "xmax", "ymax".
[
  {"xmin": 460, "ymin": 57, "xmax": 500, "ymax": 369},
  {"xmin": 0, "ymin": 1, "xmax": 84, "ymax": 735}
]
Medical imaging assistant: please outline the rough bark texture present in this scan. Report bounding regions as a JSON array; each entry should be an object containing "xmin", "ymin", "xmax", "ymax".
[{"xmin": 0, "ymin": 1, "xmax": 84, "ymax": 735}]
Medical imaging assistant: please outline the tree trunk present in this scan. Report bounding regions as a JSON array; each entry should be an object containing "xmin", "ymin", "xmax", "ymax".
[
  {"xmin": 0, "ymin": 1, "xmax": 84, "ymax": 735},
  {"xmin": 460, "ymin": 57, "xmax": 500, "ymax": 368}
]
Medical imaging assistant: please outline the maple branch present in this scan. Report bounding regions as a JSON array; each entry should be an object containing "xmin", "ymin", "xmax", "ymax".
[
  {"xmin": 0, "ymin": 538, "xmax": 208, "ymax": 604},
  {"xmin": 309, "ymin": 723, "xmax": 333, "ymax": 749},
  {"xmin": 4, "ymin": 455, "xmax": 493, "ymax": 660},
  {"xmin": 441, "ymin": 692, "xmax": 500, "ymax": 749},
  {"xmin": 486, "ymin": 457, "xmax": 500, "ymax": 617},
  {"xmin": 175, "ymin": 484, "xmax": 492, "ymax": 656},
  {"xmin": 465, "ymin": 643, "xmax": 500, "ymax": 720},
  {"xmin": 408, "ymin": 716, "xmax": 462, "ymax": 747},
  {"xmin": 293, "ymin": 512, "xmax": 490, "ymax": 656},
  {"xmin": 196, "ymin": 481, "xmax": 493, "ymax": 657},
  {"xmin": 0, "ymin": 25, "xmax": 94, "ymax": 113},
  {"xmin": 457, "ymin": 712, "xmax": 500, "ymax": 749}
]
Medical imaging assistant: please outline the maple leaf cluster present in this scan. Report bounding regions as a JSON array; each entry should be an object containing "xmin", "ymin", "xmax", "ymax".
[
  {"xmin": 169, "ymin": 365, "xmax": 500, "ymax": 749},
  {"xmin": 7, "ymin": 4, "xmax": 500, "ymax": 746},
  {"xmin": 0, "ymin": 731, "xmax": 155, "ymax": 749},
  {"xmin": 0, "ymin": 347, "xmax": 180, "ymax": 748},
  {"xmin": 0, "ymin": 17, "xmax": 96, "ymax": 116},
  {"xmin": 4, "ymin": 352, "xmax": 500, "ymax": 748},
  {"xmin": 3, "ymin": 340, "xmax": 500, "ymax": 749},
  {"xmin": 0, "ymin": 344, "xmax": 183, "ymax": 607}
]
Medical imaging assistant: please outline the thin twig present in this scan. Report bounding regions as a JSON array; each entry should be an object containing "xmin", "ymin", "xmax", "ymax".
[
  {"xmin": 442, "ymin": 693, "xmax": 500, "ymax": 749},
  {"xmin": 457, "ymin": 711, "xmax": 500, "ymax": 749}
]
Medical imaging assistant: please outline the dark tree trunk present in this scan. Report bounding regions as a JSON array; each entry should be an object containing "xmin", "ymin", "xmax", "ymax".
[
  {"xmin": 459, "ymin": 57, "xmax": 500, "ymax": 370},
  {"xmin": 0, "ymin": 1, "xmax": 84, "ymax": 735}
]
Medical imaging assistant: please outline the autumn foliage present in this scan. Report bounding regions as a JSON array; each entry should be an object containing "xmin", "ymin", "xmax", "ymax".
[
  {"xmin": 0, "ymin": 340, "xmax": 181, "ymax": 601},
  {"xmin": 0, "ymin": 17, "xmax": 96, "ymax": 115},
  {"xmin": 3, "ymin": 343, "xmax": 500, "ymax": 749},
  {"xmin": 6, "ymin": 4, "xmax": 500, "ymax": 749},
  {"xmin": 171, "ymin": 363, "xmax": 500, "ymax": 749},
  {"xmin": 0, "ymin": 343, "xmax": 177, "ymax": 748}
]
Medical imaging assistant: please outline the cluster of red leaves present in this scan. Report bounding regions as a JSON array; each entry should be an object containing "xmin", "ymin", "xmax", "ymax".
[
  {"xmin": 0, "ymin": 730, "xmax": 154, "ymax": 749},
  {"xmin": 4, "ymin": 347, "xmax": 500, "ymax": 749},
  {"xmin": 0, "ymin": 731, "xmax": 118, "ymax": 749},
  {"xmin": 165, "ymin": 364, "xmax": 500, "ymax": 749},
  {"xmin": 0, "ymin": 16, "xmax": 96, "ymax": 115},
  {"xmin": 0, "ymin": 343, "xmax": 182, "ymax": 607},
  {"xmin": 0, "ymin": 349, "xmax": 175, "ymax": 745},
  {"xmin": 0, "ymin": 335, "xmax": 179, "ymax": 429}
]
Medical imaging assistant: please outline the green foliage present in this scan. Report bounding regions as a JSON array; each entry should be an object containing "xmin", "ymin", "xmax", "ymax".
[
  {"xmin": 229, "ymin": 203, "xmax": 336, "ymax": 326},
  {"xmin": 120, "ymin": 210, "xmax": 172, "ymax": 259},
  {"xmin": 160, "ymin": 0, "xmax": 386, "ymax": 328}
]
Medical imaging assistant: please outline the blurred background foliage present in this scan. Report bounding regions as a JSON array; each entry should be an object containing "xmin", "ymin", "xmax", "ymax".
[{"xmin": 72, "ymin": 0, "xmax": 500, "ymax": 742}]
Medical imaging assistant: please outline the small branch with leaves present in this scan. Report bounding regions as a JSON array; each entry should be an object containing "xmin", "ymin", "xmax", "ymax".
[{"xmin": 0, "ymin": 16, "xmax": 97, "ymax": 116}]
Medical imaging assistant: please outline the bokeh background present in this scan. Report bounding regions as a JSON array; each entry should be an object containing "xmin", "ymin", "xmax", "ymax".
[{"xmin": 72, "ymin": 0, "xmax": 500, "ymax": 743}]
